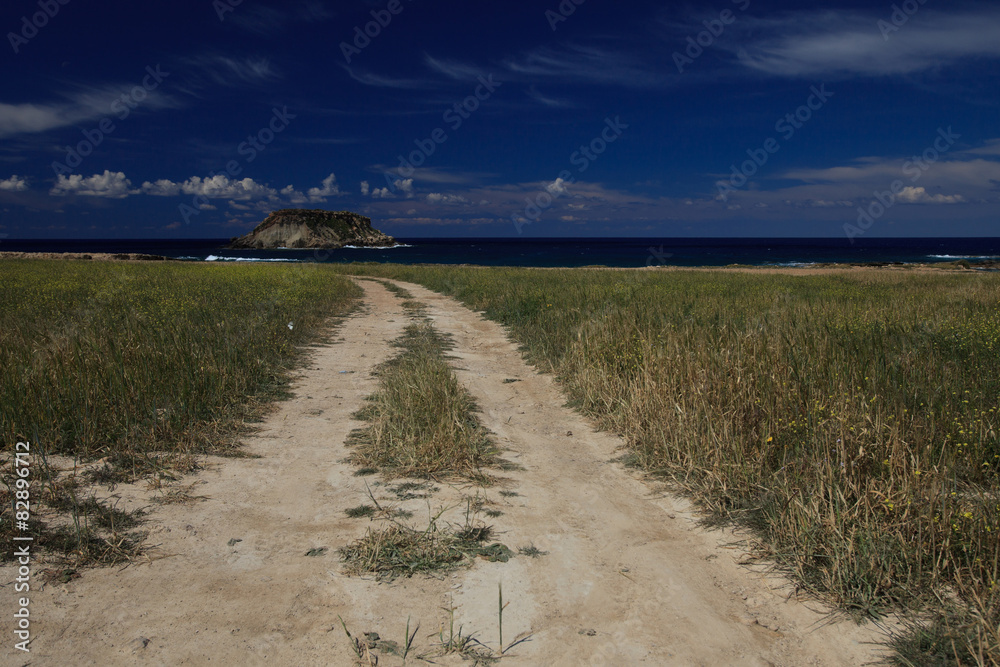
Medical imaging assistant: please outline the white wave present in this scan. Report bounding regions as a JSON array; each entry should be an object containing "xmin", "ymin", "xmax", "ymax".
[
  {"xmin": 204, "ymin": 255, "xmax": 301, "ymax": 262},
  {"xmin": 341, "ymin": 244, "xmax": 413, "ymax": 249},
  {"xmin": 928, "ymin": 254, "xmax": 1000, "ymax": 260}
]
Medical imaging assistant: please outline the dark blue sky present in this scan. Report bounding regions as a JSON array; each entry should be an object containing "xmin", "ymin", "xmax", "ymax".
[{"xmin": 2, "ymin": 0, "xmax": 999, "ymax": 239}]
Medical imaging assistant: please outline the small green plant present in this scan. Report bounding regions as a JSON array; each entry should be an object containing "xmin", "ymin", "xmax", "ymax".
[
  {"xmin": 518, "ymin": 544, "xmax": 548, "ymax": 558},
  {"xmin": 345, "ymin": 504, "xmax": 377, "ymax": 519}
]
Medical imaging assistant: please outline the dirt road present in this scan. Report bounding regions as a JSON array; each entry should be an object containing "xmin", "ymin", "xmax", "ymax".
[{"xmin": 4, "ymin": 279, "xmax": 889, "ymax": 665}]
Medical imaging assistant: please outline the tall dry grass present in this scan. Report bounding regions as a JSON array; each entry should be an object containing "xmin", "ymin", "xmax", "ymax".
[
  {"xmin": 1, "ymin": 260, "xmax": 361, "ymax": 463},
  {"xmin": 334, "ymin": 263, "xmax": 1000, "ymax": 663},
  {"xmin": 1, "ymin": 259, "xmax": 361, "ymax": 562}
]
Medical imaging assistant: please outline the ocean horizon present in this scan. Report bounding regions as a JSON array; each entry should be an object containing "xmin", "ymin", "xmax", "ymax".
[{"xmin": 3, "ymin": 237, "xmax": 999, "ymax": 268}]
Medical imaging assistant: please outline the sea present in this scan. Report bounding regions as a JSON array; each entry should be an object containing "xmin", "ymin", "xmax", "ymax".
[{"xmin": 4, "ymin": 237, "xmax": 1000, "ymax": 268}]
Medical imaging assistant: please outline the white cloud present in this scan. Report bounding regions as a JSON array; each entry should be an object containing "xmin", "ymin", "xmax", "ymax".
[
  {"xmin": 140, "ymin": 175, "xmax": 279, "ymax": 201},
  {"xmin": 809, "ymin": 199, "xmax": 854, "ymax": 207},
  {"xmin": 0, "ymin": 175, "xmax": 27, "ymax": 192},
  {"xmin": 51, "ymin": 171, "xmax": 138, "ymax": 198},
  {"xmin": 280, "ymin": 184, "xmax": 309, "ymax": 204},
  {"xmin": 187, "ymin": 175, "xmax": 278, "ymax": 200},
  {"xmin": 395, "ymin": 178, "xmax": 414, "ymax": 197},
  {"xmin": 896, "ymin": 186, "xmax": 965, "ymax": 204},
  {"xmin": 425, "ymin": 193, "xmax": 470, "ymax": 205},
  {"xmin": 143, "ymin": 173, "xmax": 343, "ymax": 205},
  {"xmin": 360, "ymin": 181, "xmax": 370, "ymax": 196},
  {"xmin": 546, "ymin": 177, "xmax": 570, "ymax": 196},
  {"xmin": 141, "ymin": 179, "xmax": 182, "ymax": 196},
  {"xmin": 306, "ymin": 173, "xmax": 342, "ymax": 201},
  {"xmin": 369, "ymin": 178, "xmax": 414, "ymax": 199}
]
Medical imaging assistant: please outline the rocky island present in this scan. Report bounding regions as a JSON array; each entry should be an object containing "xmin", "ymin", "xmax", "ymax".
[{"xmin": 226, "ymin": 209, "xmax": 396, "ymax": 249}]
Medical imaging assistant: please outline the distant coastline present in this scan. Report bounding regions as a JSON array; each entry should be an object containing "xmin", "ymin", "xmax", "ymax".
[{"xmin": 1, "ymin": 237, "xmax": 998, "ymax": 269}]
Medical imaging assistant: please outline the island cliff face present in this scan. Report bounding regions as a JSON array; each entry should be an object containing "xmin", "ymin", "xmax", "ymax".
[{"xmin": 226, "ymin": 209, "xmax": 396, "ymax": 249}]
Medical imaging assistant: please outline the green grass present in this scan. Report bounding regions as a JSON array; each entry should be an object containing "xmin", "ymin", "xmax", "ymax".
[
  {"xmin": 329, "ymin": 263, "xmax": 1000, "ymax": 664},
  {"xmin": 8, "ymin": 258, "xmax": 1000, "ymax": 660},
  {"xmin": 0, "ymin": 259, "xmax": 361, "ymax": 563},
  {"xmin": 348, "ymin": 321, "xmax": 501, "ymax": 482}
]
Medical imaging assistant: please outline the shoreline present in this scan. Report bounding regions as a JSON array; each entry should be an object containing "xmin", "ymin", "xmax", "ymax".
[
  {"xmin": 0, "ymin": 250, "xmax": 996, "ymax": 273},
  {"xmin": 0, "ymin": 251, "xmax": 174, "ymax": 262}
]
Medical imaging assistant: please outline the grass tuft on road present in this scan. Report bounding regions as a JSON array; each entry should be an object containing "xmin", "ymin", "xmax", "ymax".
[{"xmin": 348, "ymin": 321, "xmax": 500, "ymax": 483}]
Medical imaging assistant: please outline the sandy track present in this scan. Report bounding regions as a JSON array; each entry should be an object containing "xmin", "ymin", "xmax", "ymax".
[{"xmin": 3, "ymin": 279, "xmax": 888, "ymax": 665}]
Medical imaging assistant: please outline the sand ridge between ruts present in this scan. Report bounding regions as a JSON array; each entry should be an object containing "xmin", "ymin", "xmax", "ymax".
[{"xmin": 2, "ymin": 278, "xmax": 889, "ymax": 665}]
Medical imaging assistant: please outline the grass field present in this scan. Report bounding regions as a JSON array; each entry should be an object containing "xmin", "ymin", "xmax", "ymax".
[
  {"xmin": 1, "ymin": 260, "xmax": 360, "ymax": 562},
  {"xmin": 332, "ymin": 263, "xmax": 1000, "ymax": 664},
  {"xmin": 3, "ymin": 258, "xmax": 998, "ymax": 662}
]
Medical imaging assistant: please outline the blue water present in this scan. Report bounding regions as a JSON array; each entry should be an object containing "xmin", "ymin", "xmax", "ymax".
[{"xmin": 4, "ymin": 238, "xmax": 1000, "ymax": 268}]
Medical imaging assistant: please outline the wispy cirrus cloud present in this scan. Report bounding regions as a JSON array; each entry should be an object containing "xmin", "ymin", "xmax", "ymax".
[
  {"xmin": 181, "ymin": 55, "xmax": 280, "ymax": 88},
  {"xmin": 525, "ymin": 85, "xmax": 576, "ymax": 108},
  {"xmin": 342, "ymin": 66, "xmax": 434, "ymax": 90},
  {"xmin": 423, "ymin": 55, "xmax": 487, "ymax": 81},
  {"xmin": 727, "ymin": 8, "xmax": 1000, "ymax": 77},
  {"xmin": 502, "ymin": 44, "xmax": 663, "ymax": 88},
  {"xmin": 368, "ymin": 166, "xmax": 493, "ymax": 187},
  {"xmin": 782, "ymin": 143, "xmax": 1000, "ymax": 196},
  {"xmin": 227, "ymin": 1, "xmax": 334, "ymax": 36},
  {"xmin": 711, "ymin": 139, "xmax": 1000, "ymax": 210},
  {"xmin": 0, "ymin": 83, "xmax": 181, "ymax": 139}
]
